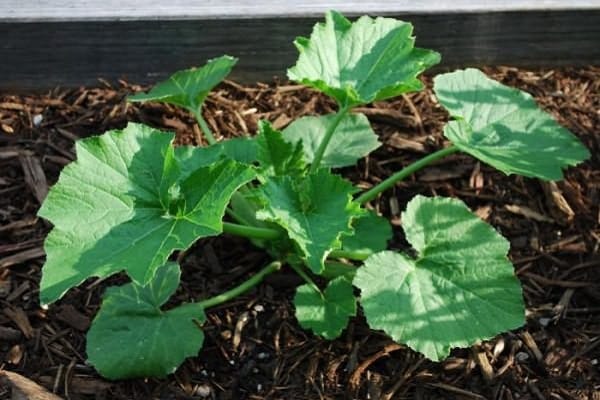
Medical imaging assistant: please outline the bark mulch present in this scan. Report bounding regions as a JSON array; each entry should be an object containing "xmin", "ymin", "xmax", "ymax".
[{"xmin": 0, "ymin": 66, "xmax": 599, "ymax": 400}]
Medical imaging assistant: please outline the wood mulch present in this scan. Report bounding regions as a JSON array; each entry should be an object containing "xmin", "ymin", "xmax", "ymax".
[{"xmin": 0, "ymin": 66, "xmax": 599, "ymax": 400}]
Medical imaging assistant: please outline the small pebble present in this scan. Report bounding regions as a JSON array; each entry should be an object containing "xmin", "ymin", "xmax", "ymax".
[
  {"xmin": 591, "ymin": 359, "xmax": 598, "ymax": 365},
  {"xmin": 257, "ymin": 352, "xmax": 269, "ymax": 360},
  {"xmin": 257, "ymin": 384, "xmax": 262, "ymax": 391},
  {"xmin": 254, "ymin": 304, "xmax": 265, "ymax": 312},
  {"xmin": 195, "ymin": 384, "xmax": 211, "ymax": 398},
  {"xmin": 33, "ymin": 114, "xmax": 43, "ymax": 126},
  {"xmin": 516, "ymin": 352, "xmax": 530, "ymax": 362},
  {"xmin": 538, "ymin": 317, "xmax": 551, "ymax": 327}
]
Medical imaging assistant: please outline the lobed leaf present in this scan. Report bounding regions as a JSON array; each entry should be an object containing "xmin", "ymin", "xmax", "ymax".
[
  {"xmin": 282, "ymin": 113, "xmax": 380, "ymax": 168},
  {"xmin": 288, "ymin": 10, "xmax": 440, "ymax": 107},
  {"xmin": 256, "ymin": 120, "xmax": 305, "ymax": 176},
  {"xmin": 39, "ymin": 123, "xmax": 256, "ymax": 304},
  {"xmin": 354, "ymin": 195, "xmax": 525, "ymax": 361},
  {"xmin": 341, "ymin": 210, "xmax": 392, "ymax": 254},
  {"xmin": 128, "ymin": 55, "xmax": 237, "ymax": 114},
  {"xmin": 433, "ymin": 68, "xmax": 590, "ymax": 180},
  {"xmin": 256, "ymin": 170, "xmax": 363, "ymax": 274},
  {"xmin": 87, "ymin": 263, "xmax": 205, "ymax": 379},
  {"xmin": 294, "ymin": 276, "xmax": 356, "ymax": 340}
]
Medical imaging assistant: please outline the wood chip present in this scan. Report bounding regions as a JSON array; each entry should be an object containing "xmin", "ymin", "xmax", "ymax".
[
  {"xmin": 19, "ymin": 155, "xmax": 49, "ymax": 204},
  {"xmin": 1, "ymin": 371, "xmax": 63, "ymax": 400},
  {"xmin": 504, "ymin": 204, "xmax": 555, "ymax": 223},
  {"xmin": 3, "ymin": 306, "xmax": 34, "ymax": 338},
  {"xmin": 55, "ymin": 305, "xmax": 90, "ymax": 332},
  {"xmin": 472, "ymin": 346, "xmax": 494, "ymax": 382},
  {"xmin": 387, "ymin": 133, "xmax": 426, "ymax": 153},
  {"xmin": 0, "ymin": 247, "xmax": 45, "ymax": 269},
  {"xmin": 541, "ymin": 181, "xmax": 575, "ymax": 224}
]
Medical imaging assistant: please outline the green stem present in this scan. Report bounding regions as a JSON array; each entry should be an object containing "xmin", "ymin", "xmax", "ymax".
[
  {"xmin": 309, "ymin": 106, "xmax": 350, "ymax": 173},
  {"xmin": 356, "ymin": 145, "xmax": 460, "ymax": 204},
  {"xmin": 197, "ymin": 261, "xmax": 282, "ymax": 309},
  {"xmin": 222, "ymin": 222, "xmax": 281, "ymax": 240},
  {"xmin": 193, "ymin": 109, "xmax": 217, "ymax": 145},
  {"xmin": 289, "ymin": 263, "xmax": 322, "ymax": 295},
  {"xmin": 329, "ymin": 249, "xmax": 372, "ymax": 261}
]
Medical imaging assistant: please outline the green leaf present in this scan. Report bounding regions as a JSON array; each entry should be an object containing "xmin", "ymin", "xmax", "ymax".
[
  {"xmin": 287, "ymin": 11, "xmax": 440, "ymax": 107},
  {"xmin": 256, "ymin": 170, "xmax": 363, "ymax": 274},
  {"xmin": 433, "ymin": 68, "xmax": 590, "ymax": 180},
  {"xmin": 87, "ymin": 263, "xmax": 205, "ymax": 379},
  {"xmin": 256, "ymin": 120, "xmax": 305, "ymax": 176},
  {"xmin": 341, "ymin": 210, "xmax": 392, "ymax": 254},
  {"xmin": 176, "ymin": 137, "xmax": 258, "ymax": 174},
  {"xmin": 282, "ymin": 113, "xmax": 380, "ymax": 168},
  {"xmin": 128, "ymin": 55, "xmax": 237, "ymax": 114},
  {"xmin": 294, "ymin": 276, "xmax": 356, "ymax": 340},
  {"xmin": 39, "ymin": 123, "xmax": 256, "ymax": 304},
  {"xmin": 354, "ymin": 195, "xmax": 525, "ymax": 361}
]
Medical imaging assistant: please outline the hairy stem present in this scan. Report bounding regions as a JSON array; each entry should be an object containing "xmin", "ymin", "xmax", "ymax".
[
  {"xmin": 222, "ymin": 222, "xmax": 281, "ymax": 240},
  {"xmin": 356, "ymin": 145, "xmax": 460, "ymax": 204},
  {"xmin": 329, "ymin": 248, "xmax": 372, "ymax": 261},
  {"xmin": 193, "ymin": 109, "xmax": 217, "ymax": 145},
  {"xmin": 197, "ymin": 261, "xmax": 282, "ymax": 309},
  {"xmin": 289, "ymin": 263, "xmax": 322, "ymax": 295},
  {"xmin": 309, "ymin": 106, "xmax": 350, "ymax": 173}
]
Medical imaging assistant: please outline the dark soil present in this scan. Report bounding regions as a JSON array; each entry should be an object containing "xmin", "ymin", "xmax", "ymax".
[{"xmin": 0, "ymin": 66, "xmax": 599, "ymax": 400}]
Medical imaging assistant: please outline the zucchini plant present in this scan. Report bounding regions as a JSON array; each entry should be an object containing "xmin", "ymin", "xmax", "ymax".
[{"xmin": 38, "ymin": 11, "xmax": 590, "ymax": 379}]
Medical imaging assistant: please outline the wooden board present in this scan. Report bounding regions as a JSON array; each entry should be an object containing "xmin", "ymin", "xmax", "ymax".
[{"xmin": 1, "ymin": 3, "xmax": 599, "ymax": 91}]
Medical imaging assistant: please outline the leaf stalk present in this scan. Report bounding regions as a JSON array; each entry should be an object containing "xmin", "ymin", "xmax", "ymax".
[
  {"xmin": 356, "ymin": 145, "xmax": 460, "ymax": 204},
  {"xmin": 197, "ymin": 261, "xmax": 282, "ymax": 309},
  {"xmin": 193, "ymin": 109, "xmax": 218, "ymax": 145},
  {"xmin": 309, "ymin": 106, "xmax": 350, "ymax": 172}
]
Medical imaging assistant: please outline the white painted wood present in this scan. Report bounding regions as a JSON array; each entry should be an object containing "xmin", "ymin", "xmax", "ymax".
[{"xmin": 2, "ymin": 0, "xmax": 599, "ymax": 22}]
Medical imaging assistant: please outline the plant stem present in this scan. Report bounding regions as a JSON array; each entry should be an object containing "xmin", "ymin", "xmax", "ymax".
[
  {"xmin": 309, "ymin": 106, "xmax": 350, "ymax": 173},
  {"xmin": 193, "ymin": 109, "xmax": 217, "ymax": 145},
  {"xmin": 289, "ymin": 263, "xmax": 322, "ymax": 295},
  {"xmin": 197, "ymin": 261, "xmax": 282, "ymax": 309},
  {"xmin": 329, "ymin": 248, "xmax": 372, "ymax": 261},
  {"xmin": 222, "ymin": 222, "xmax": 281, "ymax": 240},
  {"xmin": 356, "ymin": 145, "xmax": 460, "ymax": 204}
]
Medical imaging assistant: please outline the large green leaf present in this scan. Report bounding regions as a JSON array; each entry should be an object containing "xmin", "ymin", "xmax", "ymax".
[
  {"xmin": 87, "ymin": 263, "xmax": 205, "ymax": 379},
  {"xmin": 287, "ymin": 11, "xmax": 440, "ymax": 107},
  {"xmin": 294, "ymin": 276, "xmax": 356, "ymax": 340},
  {"xmin": 128, "ymin": 55, "xmax": 237, "ymax": 114},
  {"xmin": 433, "ymin": 68, "xmax": 590, "ymax": 180},
  {"xmin": 341, "ymin": 210, "xmax": 392, "ymax": 254},
  {"xmin": 256, "ymin": 170, "xmax": 363, "ymax": 274},
  {"xmin": 39, "ymin": 123, "xmax": 255, "ymax": 304},
  {"xmin": 256, "ymin": 120, "xmax": 305, "ymax": 176},
  {"xmin": 282, "ymin": 113, "xmax": 380, "ymax": 168},
  {"xmin": 354, "ymin": 195, "xmax": 525, "ymax": 361}
]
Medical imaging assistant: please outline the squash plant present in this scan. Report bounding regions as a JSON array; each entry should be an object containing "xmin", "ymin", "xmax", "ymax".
[{"xmin": 38, "ymin": 11, "xmax": 590, "ymax": 379}]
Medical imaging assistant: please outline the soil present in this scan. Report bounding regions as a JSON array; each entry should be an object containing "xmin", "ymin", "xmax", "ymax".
[{"xmin": 0, "ymin": 66, "xmax": 599, "ymax": 400}]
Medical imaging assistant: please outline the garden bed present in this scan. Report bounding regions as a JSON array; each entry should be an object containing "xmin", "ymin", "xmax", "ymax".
[{"xmin": 0, "ymin": 65, "xmax": 599, "ymax": 399}]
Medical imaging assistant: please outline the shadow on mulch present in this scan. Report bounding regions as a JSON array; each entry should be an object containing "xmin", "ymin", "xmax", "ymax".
[{"xmin": 0, "ymin": 66, "xmax": 599, "ymax": 400}]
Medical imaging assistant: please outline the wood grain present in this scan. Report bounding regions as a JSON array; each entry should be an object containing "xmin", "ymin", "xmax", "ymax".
[{"xmin": 1, "ymin": 9, "xmax": 599, "ymax": 91}]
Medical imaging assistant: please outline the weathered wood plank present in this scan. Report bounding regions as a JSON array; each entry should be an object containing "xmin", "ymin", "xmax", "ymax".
[
  {"xmin": 2, "ymin": 1, "xmax": 598, "ymax": 21},
  {"xmin": 1, "ymin": 9, "xmax": 599, "ymax": 91}
]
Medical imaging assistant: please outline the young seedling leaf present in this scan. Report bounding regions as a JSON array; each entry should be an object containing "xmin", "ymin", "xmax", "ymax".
[
  {"xmin": 282, "ymin": 113, "xmax": 380, "ymax": 168},
  {"xmin": 341, "ymin": 210, "xmax": 392, "ymax": 254},
  {"xmin": 128, "ymin": 55, "xmax": 237, "ymax": 114},
  {"xmin": 288, "ymin": 11, "xmax": 440, "ymax": 107},
  {"xmin": 87, "ymin": 263, "xmax": 206, "ymax": 379},
  {"xmin": 256, "ymin": 170, "xmax": 363, "ymax": 274},
  {"xmin": 256, "ymin": 120, "xmax": 305, "ymax": 176},
  {"xmin": 39, "ymin": 123, "xmax": 256, "ymax": 304},
  {"xmin": 354, "ymin": 195, "xmax": 525, "ymax": 361},
  {"xmin": 433, "ymin": 68, "xmax": 590, "ymax": 180},
  {"xmin": 294, "ymin": 276, "xmax": 356, "ymax": 340}
]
